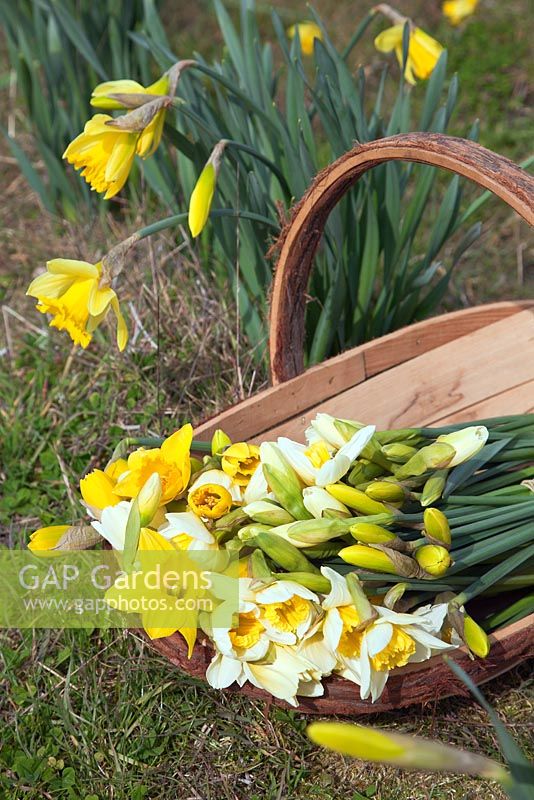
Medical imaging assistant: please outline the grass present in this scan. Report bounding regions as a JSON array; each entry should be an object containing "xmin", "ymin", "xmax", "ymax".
[
  {"xmin": 1, "ymin": 0, "xmax": 533, "ymax": 797},
  {"xmin": 1, "ymin": 628, "xmax": 532, "ymax": 800}
]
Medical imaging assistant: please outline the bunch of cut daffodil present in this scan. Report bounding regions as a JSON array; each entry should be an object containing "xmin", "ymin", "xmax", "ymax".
[{"xmin": 29, "ymin": 410, "xmax": 533, "ymax": 706}]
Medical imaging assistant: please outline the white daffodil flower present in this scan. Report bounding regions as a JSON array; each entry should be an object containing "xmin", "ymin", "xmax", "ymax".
[
  {"xmin": 320, "ymin": 567, "xmax": 453, "ymax": 702},
  {"xmin": 206, "ymin": 641, "xmax": 323, "ymax": 706},
  {"xmin": 92, "ymin": 502, "xmax": 215, "ymax": 551},
  {"xmin": 206, "ymin": 575, "xmax": 323, "ymax": 704},
  {"xmin": 243, "ymin": 463, "xmax": 271, "ymax": 504},
  {"xmin": 277, "ymin": 425, "xmax": 375, "ymax": 487},
  {"xmin": 437, "ymin": 426, "xmax": 489, "ymax": 467},
  {"xmin": 254, "ymin": 579, "xmax": 319, "ymax": 645},
  {"xmin": 157, "ymin": 511, "xmax": 216, "ymax": 550},
  {"xmin": 305, "ymin": 413, "xmax": 366, "ymax": 449}
]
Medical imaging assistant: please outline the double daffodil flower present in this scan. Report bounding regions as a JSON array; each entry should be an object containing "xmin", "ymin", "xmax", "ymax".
[
  {"xmin": 314, "ymin": 568, "xmax": 453, "ymax": 702},
  {"xmin": 206, "ymin": 576, "xmax": 323, "ymax": 704}
]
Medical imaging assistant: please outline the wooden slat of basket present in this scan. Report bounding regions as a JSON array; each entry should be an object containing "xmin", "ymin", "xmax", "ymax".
[
  {"xmin": 259, "ymin": 309, "xmax": 534, "ymax": 441},
  {"xmin": 362, "ymin": 301, "xmax": 534, "ymax": 378},
  {"xmin": 194, "ymin": 301, "xmax": 533, "ymax": 444},
  {"xmin": 432, "ymin": 379, "xmax": 534, "ymax": 425}
]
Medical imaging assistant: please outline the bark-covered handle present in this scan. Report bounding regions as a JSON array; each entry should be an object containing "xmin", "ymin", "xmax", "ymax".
[{"xmin": 269, "ymin": 133, "xmax": 534, "ymax": 384}]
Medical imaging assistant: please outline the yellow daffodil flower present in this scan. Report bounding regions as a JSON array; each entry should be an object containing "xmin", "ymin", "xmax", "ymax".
[
  {"xmin": 114, "ymin": 425, "xmax": 193, "ymax": 504},
  {"xmin": 443, "ymin": 0, "xmax": 479, "ymax": 25},
  {"xmin": 90, "ymin": 75, "xmax": 170, "ymax": 110},
  {"xmin": 187, "ymin": 468, "xmax": 241, "ymax": 519},
  {"xmin": 28, "ymin": 525, "xmax": 70, "ymax": 553},
  {"xmin": 64, "ymin": 96, "xmax": 168, "ymax": 199},
  {"xmin": 221, "ymin": 442, "xmax": 261, "ymax": 486},
  {"xmin": 80, "ymin": 459, "xmax": 128, "ymax": 516},
  {"xmin": 27, "ymin": 258, "xmax": 127, "ymax": 350},
  {"xmin": 374, "ymin": 24, "xmax": 444, "ymax": 84},
  {"xmin": 287, "ymin": 21, "xmax": 323, "ymax": 56},
  {"xmin": 189, "ymin": 483, "xmax": 233, "ymax": 519}
]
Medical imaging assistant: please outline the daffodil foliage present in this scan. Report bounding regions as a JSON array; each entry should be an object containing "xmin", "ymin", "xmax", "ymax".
[{"xmin": 11, "ymin": 0, "xmax": 493, "ymax": 362}]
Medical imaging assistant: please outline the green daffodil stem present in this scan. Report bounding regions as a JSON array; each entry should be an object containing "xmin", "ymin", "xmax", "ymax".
[
  {"xmin": 449, "ymin": 524, "xmax": 534, "ymax": 574},
  {"xmin": 445, "ymin": 494, "xmax": 532, "ymax": 507},
  {"xmin": 137, "ymin": 207, "xmax": 278, "ymax": 240},
  {"xmin": 448, "ymin": 502, "xmax": 534, "ymax": 535},
  {"xmin": 452, "ymin": 543, "xmax": 534, "ymax": 606},
  {"xmin": 110, "ymin": 436, "xmax": 213, "ymax": 459}
]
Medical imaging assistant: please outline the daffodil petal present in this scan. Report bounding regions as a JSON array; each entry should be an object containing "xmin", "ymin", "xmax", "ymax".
[{"xmin": 46, "ymin": 258, "xmax": 100, "ymax": 278}]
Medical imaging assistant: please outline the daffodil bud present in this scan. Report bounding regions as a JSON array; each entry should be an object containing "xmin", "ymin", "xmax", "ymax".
[
  {"xmin": 188, "ymin": 140, "xmax": 227, "ymax": 237},
  {"xmin": 436, "ymin": 426, "xmax": 489, "ymax": 467},
  {"xmin": 339, "ymin": 544, "xmax": 420, "ymax": 577},
  {"xmin": 447, "ymin": 604, "xmax": 491, "ymax": 658},
  {"xmin": 306, "ymin": 413, "xmax": 359, "ymax": 448},
  {"xmin": 347, "ymin": 460, "xmax": 384, "ymax": 486},
  {"xmin": 420, "ymin": 469, "xmax": 448, "ymax": 506},
  {"xmin": 381, "ymin": 443, "xmax": 418, "ymax": 463},
  {"xmin": 307, "ymin": 722, "xmax": 508, "ymax": 782},
  {"xmin": 395, "ymin": 443, "xmax": 456, "ymax": 480},
  {"xmin": 287, "ymin": 20, "xmax": 323, "ymax": 56},
  {"xmin": 243, "ymin": 528, "xmax": 321, "ymax": 575},
  {"xmin": 423, "ymin": 508, "xmax": 451, "ymax": 549},
  {"xmin": 463, "ymin": 614, "xmax": 490, "ymax": 658},
  {"xmin": 274, "ymin": 572, "xmax": 331, "ymax": 594},
  {"xmin": 137, "ymin": 472, "xmax": 162, "ymax": 525},
  {"xmin": 346, "ymin": 573, "xmax": 376, "ymax": 623},
  {"xmin": 214, "ymin": 507, "xmax": 250, "ymax": 535},
  {"xmin": 190, "ymin": 456, "xmax": 204, "ymax": 474},
  {"xmin": 250, "ymin": 548, "xmax": 272, "ymax": 580},
  {"xmin": 243, "ymin": 500, "xmax": 295, "ymax": 526},
  {"xmin": 211, "ymin": 428, "xmax": 231, "ymax": 456},
  {"xmin": 349, "ymin": 522, "xmax": 397, "ymax": 545},
  {"xmin": 260, "ymin": 442, "xmax": 312, "ymax": 521},
  {"xmin": 302, "ymin": 486, "xmax": 351, "ymax": 519},
  {"xmin": 286, "ymin": 518, "xmax": 349, "ymax": 545},
  {"xmin": 326, "ymin": 484, "xmax": 388, "ymax": 515},
  {"xmin": 414, "ymin": 544, "xmax": 452, "ymax": 577},
  {"xmin": 238, "ymin": 523, "xmax": 273, "ymax": 543},
  {"xmin": 365, "ymin": 481, "xmax": 405, "ymax": 503},
  {"xmin": 28, "ymin": 524, "xmax": 101, "ymax": 554}
]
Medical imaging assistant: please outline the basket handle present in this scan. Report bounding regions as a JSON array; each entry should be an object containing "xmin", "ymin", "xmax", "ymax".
[{"xmin": 269, "ymin": 133, "xmax": 534, "ymax": 384}]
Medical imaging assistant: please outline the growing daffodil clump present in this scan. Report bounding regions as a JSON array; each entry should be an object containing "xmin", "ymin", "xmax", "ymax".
[{"xmin": 25, "ymin": 1, "xmax": 473, "ymax": 355}]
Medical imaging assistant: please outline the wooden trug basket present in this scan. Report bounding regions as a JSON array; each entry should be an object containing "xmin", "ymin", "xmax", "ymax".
[{"xmin": 148, "ymin": 134, "xmax": 534, "ymax": 713}]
